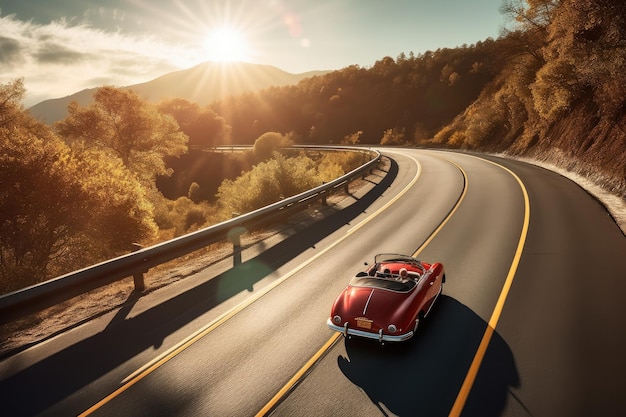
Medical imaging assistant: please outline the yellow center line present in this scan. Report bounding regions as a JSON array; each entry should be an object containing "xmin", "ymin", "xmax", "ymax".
[
  {"xmin": 255, "ymin": 332, "xmax": 343, "ymax": 417},
  {"xmin": 80, "ymin": 155, "xmax": 423, "ymax": 416},
  {"xmin": 256, "ymin": 152, "xmax": 530, "ymax": 417},
  {"xmin": 256, "ymin": 153, "xmax": 469, "ymax": 416},
  {"xmin": 448, "ymin": 156, "xmax": 530, "ymax": 416}
]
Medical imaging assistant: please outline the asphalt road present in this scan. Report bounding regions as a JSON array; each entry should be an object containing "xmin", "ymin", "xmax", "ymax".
[{"xmin": 1, "ymin": 149, "xmax": 625, "ymax": 417}]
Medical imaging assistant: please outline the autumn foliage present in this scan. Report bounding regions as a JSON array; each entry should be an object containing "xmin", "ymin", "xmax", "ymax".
[
  {"xmin": 0, "ymin": 83, "xmax": 363, "ymax": 292},
  {"xmin": 2, "ymin": 0, "xmax": 624, "ymax": 293},
  {"xmin": 0, "ymin": 81, "xmax": 157, "ymax": 293},
  {"xmin": 207, "ymin": 0, "xmax": 625, "ymax": 195}
]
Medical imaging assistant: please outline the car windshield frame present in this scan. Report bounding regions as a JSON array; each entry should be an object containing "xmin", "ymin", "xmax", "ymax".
[
  {"xmin": 349, "ymin": 275, "xmax": 417, "ymax": 293},
  {"xmin": 374, "ymin": 253, "xmax": 421, "ymax": 264}
]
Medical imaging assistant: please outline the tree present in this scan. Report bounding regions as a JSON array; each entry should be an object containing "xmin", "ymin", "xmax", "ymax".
[
  {"xmin": 157, "ymin": 98, "xmax": 232, "ymax": 148},
  {"xmin": 380, "ymin": 128, "xmax": 406, "ymax": 145},
  {"xmin": 0, "ymin": 80, "xmax": 157, "ymax": 293},
  {"xmin": 55, "ymin": 86, "xmax": 188, "ymax": 185},
  {"xmin": 501, "ymin": 0, "xmax": 559, "ymax": 30},
  {"xmin": 273, "ymin": 153, "xmax": 321, "ymax": 199},
  {"xmin": 539, "ymin": 0, "xmax": 626, "ymax": 116},
  {"xmin": 252, "ymin": 131, "xmax": 293, "ymax": 161},
  {"xmin": 0, "ymin": 78, "xmax": 26, "ymax": 129},
  {"xmin": 500, "ymin": 0, "xmax": 560, "ymax": 64},
  {"xmin": 341, "ymin": 131, "xmax": 362, "ymax": 145},
  {"xmin": 216, "ymin": 153, "xmax": 320, "ymax": 216}
]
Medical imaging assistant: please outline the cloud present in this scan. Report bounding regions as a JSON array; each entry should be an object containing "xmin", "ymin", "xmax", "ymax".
[
  {"xmin": 0, "ymin": 35, "xmax": 23, "ymax": 64},
  {"xmin": 0, "ymin": 14, "xmax": 205, "ymax": 107},
  {"xmin": 34, "ymin": 41, "xmax": 91, "ymax": 64}
]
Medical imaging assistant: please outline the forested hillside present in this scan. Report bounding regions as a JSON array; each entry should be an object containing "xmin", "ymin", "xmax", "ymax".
[
  {"xmin": 211, "ymin": 43, "xmax": 502, "ymax": 146},
  {"xmin": 437, "ymin": 0, "xmax": 626, "ymax": 197},
  {"xmin": 210, "ymin": 0, "xmax": 625, "ymax": 197},
  {"xmin": 2, "ymin": 0, "xmax": 624, "ymax": 294}
]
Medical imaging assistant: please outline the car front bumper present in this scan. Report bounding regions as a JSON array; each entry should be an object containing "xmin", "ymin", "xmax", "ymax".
[{"xmin": 327, "ymin": 318, "xmax": 414, "ymax": 343}]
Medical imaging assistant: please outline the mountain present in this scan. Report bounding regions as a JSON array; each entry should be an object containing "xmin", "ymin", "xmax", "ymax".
[{"xmin": 28, "ymin": 61, "xmax": 329, "ymax": 124}]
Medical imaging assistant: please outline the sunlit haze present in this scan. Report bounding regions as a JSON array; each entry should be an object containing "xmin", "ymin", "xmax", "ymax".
[
  {"xmin": 0, "ymin": 0, "xmax": 505, "ymax": 106},
  {"xmin": 205, "ymin": 26, "xmax": 251, "ymax": 62}
]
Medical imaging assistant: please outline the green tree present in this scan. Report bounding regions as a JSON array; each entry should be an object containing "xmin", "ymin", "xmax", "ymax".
[{"xmin": 55, "ymin": 86, "xmax": 188, "ymax": 185}]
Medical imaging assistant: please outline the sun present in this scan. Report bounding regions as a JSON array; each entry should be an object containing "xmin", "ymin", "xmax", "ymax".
[{"xmin": 204, "ymin": 26, "xmax": 250, "ymax": 62}]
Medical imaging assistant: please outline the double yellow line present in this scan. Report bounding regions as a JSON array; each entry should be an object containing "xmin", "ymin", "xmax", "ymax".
[
  {"xmin": 257, "ymin": 154, "xmax": 469, "ymax": 416},
  {"xmin": 80, "ymin": 153, "xmax": 424, "ymax": 416},
  {"xmin": 257, "ymin": 154, "xmax": 530, "ymax": 417},
  {"xmin": 448, "ymin": 157, "xmax": 530, "ymax": 416},
  {"xmin": 82, "ymin": 152, "xmax": 528, "ymax": 417}
]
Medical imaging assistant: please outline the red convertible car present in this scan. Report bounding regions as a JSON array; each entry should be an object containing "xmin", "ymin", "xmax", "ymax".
[{"xmin": 327, "ymin": 253, "xmax": 445, "ymax": 343}]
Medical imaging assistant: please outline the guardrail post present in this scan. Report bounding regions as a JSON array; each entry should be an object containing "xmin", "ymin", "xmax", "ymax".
[
  {"xmin": 320, "ymin": 182, "xmax": 328, "ymax": 206},
  {"xmin": 227, "ymin": 226, "xmax": 247, "ymax": 266},
  {"xmin": 131, "ymin": 243, "xmax": 146, "ymax": 292}
]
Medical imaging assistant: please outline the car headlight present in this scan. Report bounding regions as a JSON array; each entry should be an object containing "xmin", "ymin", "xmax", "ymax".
[
  {"xmin": 387, "ymin": 324, "xmax": 397, "ymax": 333},
  {"xmin": 333, "ymin": 315, "xmax": 342, "ymax": 324}
]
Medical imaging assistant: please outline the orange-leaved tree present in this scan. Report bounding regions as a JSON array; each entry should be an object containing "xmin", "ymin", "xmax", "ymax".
[
  {"xmin": 0, "ymin": 80, "xmax": 157, "ymax": 293},
  {"xmin": 55, "ymin": 86, "xmax": 188, "ymax": 185},
  {"xmin": 157, "ymin": 98, "xmax": 232, "ymax": 149}
]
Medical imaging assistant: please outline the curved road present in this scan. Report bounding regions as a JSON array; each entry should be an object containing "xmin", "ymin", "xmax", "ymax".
[{"xmin": 1, "ymin": 149, "xmax": 625, "ymax": 416}]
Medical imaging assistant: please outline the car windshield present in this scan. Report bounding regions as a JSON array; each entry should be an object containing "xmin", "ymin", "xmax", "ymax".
[
  {"xmin": 350, "ymin": 275, "xmax": 416, "ymax": 293},
  {"xmin": 374, "ymin": 253, "xmax": 420, "ymax": 264}
]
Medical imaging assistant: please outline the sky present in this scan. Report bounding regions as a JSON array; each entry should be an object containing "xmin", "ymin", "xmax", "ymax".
[{"xmin": 0, "ymin": 0, "xmax": 507, "ymax": 107}]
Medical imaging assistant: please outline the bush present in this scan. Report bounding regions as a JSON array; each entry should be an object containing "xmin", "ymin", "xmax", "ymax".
[
  {"xmin": 216, "ymin": 153, "xmax": 321, "ymax": 217},
  {"xmin": 253, "ymin": 132, "xmax": 293, "ymax": 161}
]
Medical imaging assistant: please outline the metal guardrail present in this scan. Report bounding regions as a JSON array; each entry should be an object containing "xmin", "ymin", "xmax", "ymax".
[{"xmin": 0, "ymin": 146, "xmax": 381, "ymax": 325}]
